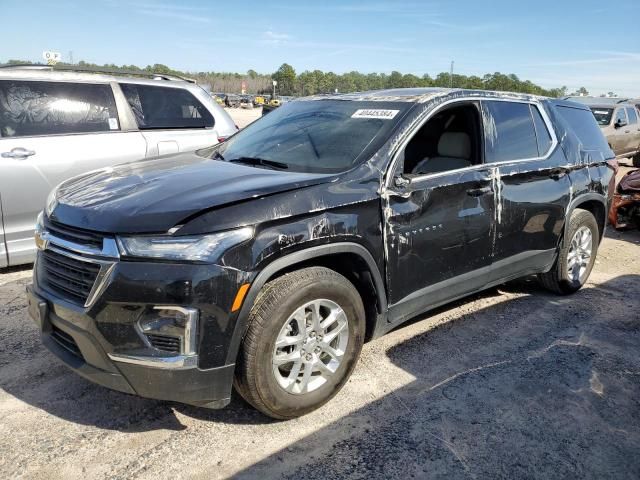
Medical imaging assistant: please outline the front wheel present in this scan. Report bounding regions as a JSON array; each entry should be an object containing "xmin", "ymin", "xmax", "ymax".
[
  {"xmin": 538, "ymin": 209, "xmax": 599, "ymax": 294},
  {"xmin": 234, "ymin": 267, "xmax": 365, "ymax": 419}
]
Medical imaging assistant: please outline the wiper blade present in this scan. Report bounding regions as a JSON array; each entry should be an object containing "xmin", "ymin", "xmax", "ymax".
[{"xmin": 228, "ymin": 156, "xmax": 289, "ymax": 170}]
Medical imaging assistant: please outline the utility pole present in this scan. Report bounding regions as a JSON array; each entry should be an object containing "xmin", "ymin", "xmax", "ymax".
[
  {"xmin": 449, "ymin": 60, "xmax": 454, "ymax": 88},
  {"xmin": 69, "ymin": 50, "xmax": 74, "ymax": 65}
]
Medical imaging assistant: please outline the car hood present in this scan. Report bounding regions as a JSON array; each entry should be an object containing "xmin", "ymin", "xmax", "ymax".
[{"xmin": 49, "ymin": 153, "xmax": 335, "ymax": 233}]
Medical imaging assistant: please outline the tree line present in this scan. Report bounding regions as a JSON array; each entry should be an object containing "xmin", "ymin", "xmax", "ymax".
[{"xmin": 4, "ymin": 59, "xmax": 587, "ymax": 98}]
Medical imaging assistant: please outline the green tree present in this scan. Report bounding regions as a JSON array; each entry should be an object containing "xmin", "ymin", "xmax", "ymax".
[{"xmin": 272, "ymin": 63, "xmax": 297, "ymax": 96}]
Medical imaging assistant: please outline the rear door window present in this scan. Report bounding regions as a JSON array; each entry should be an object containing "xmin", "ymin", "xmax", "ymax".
[
  {"xmin": 555, "ymin": 105, "xmax": 611, "ymax": 151},
  {"xmin": 530, "ymin": 105, "xmax": 553, "ymax": 156},
  {"xmin": 0, "ymin": 80, "xmax": 119, "ymax": 138},
  {"xmin": 482, "ymin": 101, "xmax": 539, "ymax": 162},
  {"xmin": 120, "ymin": 84, "xmax": 214, "ymax": 130},
  {"xmin": 626, "ymin": 107, "xmax": 638, "ymax": 124}
]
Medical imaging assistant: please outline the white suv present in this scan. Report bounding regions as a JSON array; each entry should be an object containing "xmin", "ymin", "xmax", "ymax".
[{"xmin": 0, "ymin": 66, "xmax": 238, "ymax": 267}]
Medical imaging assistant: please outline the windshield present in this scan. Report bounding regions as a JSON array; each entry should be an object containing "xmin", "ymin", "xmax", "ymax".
[
  {"xmin": 590, "ymin": 108, "xmax": 614, "ymax": 126},
  {"xmin": 208, "ymin": 100, "xmax": 409, "ymax": 173}
]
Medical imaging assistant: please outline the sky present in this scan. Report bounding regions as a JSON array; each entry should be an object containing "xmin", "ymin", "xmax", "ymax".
[{"xmin": 1, "ymin": 0, "xmax": 639, "ymax": 97}]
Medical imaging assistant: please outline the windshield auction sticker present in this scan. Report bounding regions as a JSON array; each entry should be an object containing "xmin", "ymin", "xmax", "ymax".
[{"xmin": 351, "ymin": 109, "xmax": 400, "ymax": 119}]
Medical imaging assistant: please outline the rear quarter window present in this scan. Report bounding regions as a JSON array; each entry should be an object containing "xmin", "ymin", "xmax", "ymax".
[
  {"xmin": 120, "ymin": 84, "xmax": 214, "ymax": 130},
  {"xmin": 0, "ymin": 80, "xmax": 119, "ymax": 138},
  {"xmin": 555, "ymin": 105, "xmax": 611, "ymax": 152}
]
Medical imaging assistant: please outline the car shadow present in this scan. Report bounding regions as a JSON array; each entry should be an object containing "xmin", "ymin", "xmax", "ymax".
[{"xmin": 233, "ymin": 274, "xmax": 640, "ymax": 479}]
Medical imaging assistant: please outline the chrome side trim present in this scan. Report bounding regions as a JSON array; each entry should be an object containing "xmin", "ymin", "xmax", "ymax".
[{"xmin": 107, "ymin": 352, "xmax": 198, "ymax": 370}]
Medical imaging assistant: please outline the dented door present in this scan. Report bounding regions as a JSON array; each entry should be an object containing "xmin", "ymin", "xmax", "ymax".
[
  {"xmin": 383, "ymin": 167, "xmax": 496, "ymax": 313},
  {"xmin": 482, "ymin": 100, "xmax": 569, "ymax": 276}
]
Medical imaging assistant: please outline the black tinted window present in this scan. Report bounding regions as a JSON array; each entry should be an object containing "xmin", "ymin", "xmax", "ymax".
[
  {"xmin": 555, "ymin": 106, "xmax": 611, "ymax": 151},
  {"xmin": 614, "ymin": 108, "xmax": 627, "ymax": 125},
  {"xmin": 483, "ymin": 101, "xmax": 538, "ymax": 162},
  {"xmin": 626, "ymin": 107, "xmax": 638, "ymax": 124},
  {"xmin": 590, "ymin": 107, "xmax": 613, "ymax": 126},
  {"xmin": 530, "ymin": 105, "xmax": 553, "ymax": 155},
  {"xmin": 120, "ymin": 84, "xmax": 213, "ymax": 129},
  {"xmin": 206, "ymin": 100, "xmax": 408, "ymax": 173},
  {"xmin": 0, "ymin": 80, "xmax": 118, "ymax": 138}
]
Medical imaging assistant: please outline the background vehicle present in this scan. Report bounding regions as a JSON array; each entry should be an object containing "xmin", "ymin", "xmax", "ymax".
[
  {"xmin": 609, "ymin": 168, "xmax": 640, "ymax": 229},
  {"xmin": 239, "ymin": 95, "xmax": 254, "ymax": 109},
  {"xmin": 566, "ymin": 96, "xmax": 640, "ymax": 167},
  {"xmin": 225, "ymin": 94, "xmax": 241, "ymax": 108},
  {"xmin": 0, "ymin": 65, "xmax": 238, "ymax": 267},
  {"xmin": 28, "ymin": 88, "xmax": 615, "ymax": 419}
]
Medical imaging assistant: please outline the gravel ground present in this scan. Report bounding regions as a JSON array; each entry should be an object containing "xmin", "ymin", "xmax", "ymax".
[{"xmin": 1, "ymin": 109, "xmax": 638, "ymax": 479}]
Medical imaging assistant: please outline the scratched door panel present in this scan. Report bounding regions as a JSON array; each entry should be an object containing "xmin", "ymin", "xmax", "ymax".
[
  {"xmin": 493, "ymin": 150, "xmax": 571, "ymax": 266},
  {"xmin": 384, "ymin": 167, "xmax": 495, "ymax": 305}
]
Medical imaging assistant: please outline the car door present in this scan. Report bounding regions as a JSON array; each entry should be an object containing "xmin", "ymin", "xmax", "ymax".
[
  {"xmin": 625, "ymin": 107, "xmax": 640, "ymax": 153},
  {"xmin": 118, "ymin": 83, "xmax": 220, "ymax": 157},
  {"xmin": 383, "ymin": 100, "xmax": 496, "ymax": 324},
  {"xmin": 482, "ymin": 100, "xmax": 569, "ymax": 281},
  {"xmin": 610, "ymin": 107, "xmax": 629, "ymax": 156},
  {"xmin": 0, "ymin": 79, "xmax": 147, "ymax": 266}
]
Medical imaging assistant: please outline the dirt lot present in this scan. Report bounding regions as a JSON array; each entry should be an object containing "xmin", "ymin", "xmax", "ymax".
[
  {"xmin": 225, "ymin": 106, "xmax": 262, "ymax": 128},
  {"xmin": 1, "ymin": 109, "xmax": 639, "ymax": 478}
]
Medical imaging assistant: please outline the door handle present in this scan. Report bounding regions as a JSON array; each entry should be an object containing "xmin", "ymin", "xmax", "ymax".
[
  {"xmin": 466, "ymin": 186, "xmax": 491, "ymax": 197},
  {"xmin": 549, "ymin": 167, "xmax": 567, "ymax": 179},
  {"xmin": 1, "ymin": 147, "xmax": 36, "ymax": 159}
]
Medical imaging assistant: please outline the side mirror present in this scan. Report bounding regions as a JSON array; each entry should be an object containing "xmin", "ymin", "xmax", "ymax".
[{"xmin": 615, "ymin": 118, "xmax": 627, "ymax": 128}]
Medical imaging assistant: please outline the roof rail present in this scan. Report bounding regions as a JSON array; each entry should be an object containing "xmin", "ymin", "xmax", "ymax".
[{"xmin": 0, "ymin": 63, "xmax": 197, "ymax": 83}]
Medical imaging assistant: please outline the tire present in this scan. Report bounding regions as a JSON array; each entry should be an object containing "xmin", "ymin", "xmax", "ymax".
[
  {"xmin": 538, "ymin": 209, "xmax": 599, "ymax": 294},
  {"xmin": 633, "ymin": 153, "xmax": 640, "ymax": 168},
  {"xmin": 234, "ymin": 267, "xmax": 365, "ymax": 419}
]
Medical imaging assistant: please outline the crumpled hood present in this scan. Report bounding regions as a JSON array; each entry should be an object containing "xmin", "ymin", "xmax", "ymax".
[{"xmin": 49, "ymin": 153, "xmax": 334, "ymax": 233}]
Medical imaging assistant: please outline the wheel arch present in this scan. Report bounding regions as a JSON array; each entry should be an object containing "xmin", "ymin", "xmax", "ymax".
[
  {"xmin": 565, "ymin": 193, "xmax": 607, "ymax": 243},
  {"xmin": 225, "ymin": 243, "xmax": 387, "ymax": 365}
]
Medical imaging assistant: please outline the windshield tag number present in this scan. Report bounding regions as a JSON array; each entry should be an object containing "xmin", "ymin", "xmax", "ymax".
[{"xmin": 351, "ymin": 109, "xmax": 400, "ymax": 120}]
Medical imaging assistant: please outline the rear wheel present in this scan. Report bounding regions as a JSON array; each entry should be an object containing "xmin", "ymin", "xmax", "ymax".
[
  {"xmin": 538, "ymin": 209, "xmax": 599, "ymax": 294},
  {"xmin": 234, "ymin": 267, "xmax": 365, "ymax": 419}
]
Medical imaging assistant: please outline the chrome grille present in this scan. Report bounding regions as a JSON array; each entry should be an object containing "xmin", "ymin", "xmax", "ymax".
[
  {"xmin": 37, "ymin": 217, "xmax": 119, "ymax": 307},
  {"xmin": 44, "ymin": 217, "xmax": 104, "ymax": 250},
  {"xmin": 41, "ymin": 248, "xmax": 101, "ymax": 304}
]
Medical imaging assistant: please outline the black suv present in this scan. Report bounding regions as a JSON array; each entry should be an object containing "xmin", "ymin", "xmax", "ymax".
[{"xmin": 27, "ymin": 88, "xmax": 615, "ymax": 419}]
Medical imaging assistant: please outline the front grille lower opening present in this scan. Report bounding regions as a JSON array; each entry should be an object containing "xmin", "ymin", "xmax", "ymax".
[{"xmin": 51, "ymin": 325, "xmax": 83, "ymax": 359}]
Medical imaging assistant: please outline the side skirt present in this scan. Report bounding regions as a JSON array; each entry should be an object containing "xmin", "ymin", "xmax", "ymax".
[{"xmin": 375, "ymin": 248, "xmax": 556, "ymax": 338}]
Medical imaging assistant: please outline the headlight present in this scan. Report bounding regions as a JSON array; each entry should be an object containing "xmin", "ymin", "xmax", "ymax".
[
  {"xmin": 116, "ymin": 226, "xmax": 252, "ymax": 262},
  {"xmin": 45, "ymin": 188, "xmax": 58, "ymax": 217}
]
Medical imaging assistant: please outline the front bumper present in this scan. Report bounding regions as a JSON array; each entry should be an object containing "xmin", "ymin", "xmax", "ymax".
[{"xmin": 27, "ymin": 255, "xmax": 249, "ymax": 408}]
